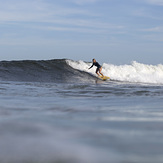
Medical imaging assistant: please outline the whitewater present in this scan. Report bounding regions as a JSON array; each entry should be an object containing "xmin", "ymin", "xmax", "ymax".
[
  {"xmin": 68, "ymin": 60, "xmax": 163, "ymax": 85},
  {"xmin": 0, "ymin": 59, "xmax": 163, "ymax": 163}
]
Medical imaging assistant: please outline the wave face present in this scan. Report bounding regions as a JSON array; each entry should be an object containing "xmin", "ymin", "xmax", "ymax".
[
  {"xmin": 68, "ymin": 60, "xmax": 163, "ymax": 84},
  {"xmin": 0, "ymin": 59, "xmax": 96, "ymax": 83}
]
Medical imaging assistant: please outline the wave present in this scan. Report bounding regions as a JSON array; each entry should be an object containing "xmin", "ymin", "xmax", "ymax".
[
  {"xmin": 0, "ymin": 59, "xmax": 96, "ymax": 83},
  {"xmin": 0, "ymin": 59, "xmax": 163, "ymax": 84},
  {"xmin": 68, "ymin": 60, "xmax": 163, "ymax": 85}
]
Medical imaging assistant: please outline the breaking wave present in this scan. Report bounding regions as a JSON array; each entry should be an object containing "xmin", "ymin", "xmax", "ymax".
[
  {"xmin": 68, "ymin": 60, "xmax": 163, "ymax": 85},
  {"xmin": 0, "ymin": 59, "xmax": 163, "ymax": 84}
]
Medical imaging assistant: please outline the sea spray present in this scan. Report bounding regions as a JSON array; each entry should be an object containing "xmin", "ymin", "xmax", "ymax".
[{"xmin": 67, "ymin": 60, "xmax": 163, "ymax": 84}]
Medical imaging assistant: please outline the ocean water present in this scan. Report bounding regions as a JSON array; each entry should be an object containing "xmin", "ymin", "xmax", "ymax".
[{"xmin": 0, "ymin": 59, "xmax": 163, "ymax": 163}]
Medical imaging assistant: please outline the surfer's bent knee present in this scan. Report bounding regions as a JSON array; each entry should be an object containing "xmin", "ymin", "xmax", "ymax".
[{"xmin": 99, "ymin": 67, "xmax": 102, "ymax": 73}]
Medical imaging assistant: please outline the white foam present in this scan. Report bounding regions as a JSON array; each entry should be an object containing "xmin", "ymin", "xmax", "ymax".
[{"xmin": 67, "ymin": 60, "xmax": 163, "ymax": 84}]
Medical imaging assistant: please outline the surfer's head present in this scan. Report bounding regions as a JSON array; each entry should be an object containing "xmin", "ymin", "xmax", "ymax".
[{"xmin": 92, "ymin": 59, "xmax": 96, "ymax": 63}]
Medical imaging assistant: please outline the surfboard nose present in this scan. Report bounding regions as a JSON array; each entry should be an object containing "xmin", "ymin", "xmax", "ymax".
[{"xmin": 99, "ymin": 76, "xmax": 110, "ymax": 81}]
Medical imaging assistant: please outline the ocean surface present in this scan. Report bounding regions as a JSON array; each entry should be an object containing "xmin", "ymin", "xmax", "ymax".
[{"xmin": 0, "ymin": 59, "xmax": 163, "ymax": 163}]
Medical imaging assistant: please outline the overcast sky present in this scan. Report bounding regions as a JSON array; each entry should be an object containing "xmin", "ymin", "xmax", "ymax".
[{"xmin": 0, "ymin": 0, "xmax": 163, "ymax": 64}]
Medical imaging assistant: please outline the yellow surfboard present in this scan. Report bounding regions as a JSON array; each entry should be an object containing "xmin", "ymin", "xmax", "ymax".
[{"xmin": 99, "ymin": 75, "xmax": 110, "ymax": 81}]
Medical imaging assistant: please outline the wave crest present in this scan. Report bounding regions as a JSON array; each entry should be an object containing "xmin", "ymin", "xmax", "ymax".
[{"xmin": 68, "ymin": 60, "xmax": 163, "ymax": 84}]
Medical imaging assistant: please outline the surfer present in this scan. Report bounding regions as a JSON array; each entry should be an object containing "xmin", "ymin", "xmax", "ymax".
[{"xmin": 89, "ymin": 59, "xmax": 104, "ymax": 77}]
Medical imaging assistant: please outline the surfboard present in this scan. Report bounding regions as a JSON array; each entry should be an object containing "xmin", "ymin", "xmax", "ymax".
[{"xmin": 99, "ymin": 75, "xmax": 110, "ymax": 81}]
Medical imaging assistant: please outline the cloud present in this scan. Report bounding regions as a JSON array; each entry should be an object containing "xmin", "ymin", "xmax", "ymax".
[
  {"xmin": 144, "ymin": 0, "xmax": 163, "ymax": 6},
  {"xmin": 140, "ymin": 26, "xmax": 163, "ymax": 41},
  {"xmin": 0, "ymin": 0, "xmax": 95, "ymax": 22},
  {"xmin": 141, "ymin": 27, "xmax": 163, "ymax": 32},
  {"xmin": 0, "ymin": 0, "xmax": 124, "ymax": 35},
  {"xmin": 69, "ymin": 0, "xmax": 100, "ymax": 5},
  {"xmin": 133, "ymin": 7, "xmax": 163, "ymax": 21},
  {"xmin": 0, "ymin": 0, "xmax": 48, "ymax": 22},
  {"xmin": 142, "ymin": 34, "xmax": 163, "ymax": 42}
]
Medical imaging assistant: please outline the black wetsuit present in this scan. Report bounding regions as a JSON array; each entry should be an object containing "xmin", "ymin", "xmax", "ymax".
[{"xmin": 89, "ymin": 62, "xmax": 101, "ymax": 70}]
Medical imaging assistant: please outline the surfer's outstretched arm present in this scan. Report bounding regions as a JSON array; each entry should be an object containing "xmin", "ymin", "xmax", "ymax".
[{"xmin": 88, "ymin": 64, "xmax": 93, "ymax": 69}]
